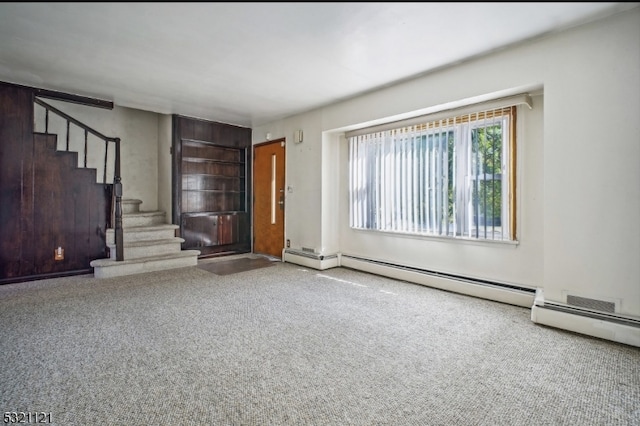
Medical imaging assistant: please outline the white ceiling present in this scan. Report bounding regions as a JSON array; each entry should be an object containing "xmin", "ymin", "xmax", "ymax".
[{"xmin": 0, "ymin": 2, "xmax": 636, "ymax": 128}]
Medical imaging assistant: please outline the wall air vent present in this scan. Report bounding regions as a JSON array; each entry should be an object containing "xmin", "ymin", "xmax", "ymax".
[{"xmin": 567, "ymin": 295, "xmax": 616, "ymax": 313}]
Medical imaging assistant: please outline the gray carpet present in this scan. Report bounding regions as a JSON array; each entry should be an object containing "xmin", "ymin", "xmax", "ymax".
[{"xmin": 0, "ymin": 261, "xmax": 638, "ymax": 425}]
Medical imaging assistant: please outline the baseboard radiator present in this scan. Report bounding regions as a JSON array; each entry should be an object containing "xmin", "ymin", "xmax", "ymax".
[
  {"xmin": 283, "ymin": 248, "xmax": 339, "ymax": 270},
  {"xmin": 532, "ymin": 289, "xmax": 640, "ymax": 347},
  {"xmin": 339, "ymin": 254, "xmax": 536, "ymax": 308},
  {"xmin": 537, "ymin": 300, "xmax": 640, "ymax": 327}
]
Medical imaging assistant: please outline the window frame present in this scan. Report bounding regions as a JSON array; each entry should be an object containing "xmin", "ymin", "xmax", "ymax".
[{"xmin": 347, "ymin": 97, "xmax": 528, "ymax": 244}]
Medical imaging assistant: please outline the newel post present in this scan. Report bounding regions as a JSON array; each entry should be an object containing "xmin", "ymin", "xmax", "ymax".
[{"xmin": 114, "ymin": 137, "xmax": 124, "ymax": 261}]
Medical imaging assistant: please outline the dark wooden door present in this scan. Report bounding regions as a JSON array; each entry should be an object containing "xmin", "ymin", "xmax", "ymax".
[{"xmin": 253, "ymin": 140, "xmax": 285, "ymax": 258}]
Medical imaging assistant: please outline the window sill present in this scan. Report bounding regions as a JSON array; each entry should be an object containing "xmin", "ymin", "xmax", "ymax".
[{"xmin": 351, "ymin": 227, "xmax": 520, "ymax": 248}]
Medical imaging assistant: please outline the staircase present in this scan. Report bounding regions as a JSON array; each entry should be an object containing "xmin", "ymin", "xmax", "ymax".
[{"xmin": 90, "ymin": 199, "xmax": 200, "ymax": 278}]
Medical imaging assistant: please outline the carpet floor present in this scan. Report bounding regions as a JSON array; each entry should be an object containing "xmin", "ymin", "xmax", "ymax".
[{"xmin": 0, "ymin": 260, "xmax": 638, "ymax": 425}]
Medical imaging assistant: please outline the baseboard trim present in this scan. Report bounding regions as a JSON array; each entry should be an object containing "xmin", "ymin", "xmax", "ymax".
[{"xmin": 0, "ymin": 269, "xmax": 93, "ymax": 285}]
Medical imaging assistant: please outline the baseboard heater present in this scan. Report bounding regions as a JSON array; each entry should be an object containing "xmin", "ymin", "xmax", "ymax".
[
  {"xmin": 284, "ymin": 248, "xmax": 338, "ymax": 261},
  {"xmin": 534, "ymin": 299, "xmax": 640, "ymax": 328},
  {"xmin": 340, "ymin": 254, "xmax": 536, "ymax": 295}
]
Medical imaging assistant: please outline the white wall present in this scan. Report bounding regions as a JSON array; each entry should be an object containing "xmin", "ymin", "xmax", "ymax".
[
  {"xmin": 253, "ymin": 8, "xmax": 640, "ymax": 318},
  {"xmin": 157, "ymin": 114, "xmax": 173, "ymax": 220},
  {"xmin": 541, "ymin": 13, "xmax": 640, "ymax": 317},
  {"xmin": 321, "ymin": 131, "xmax": 342, "ymax": 256},
  {"xmin": 255, "ymin": 112, "xmax": 324, "ymax": 253}
]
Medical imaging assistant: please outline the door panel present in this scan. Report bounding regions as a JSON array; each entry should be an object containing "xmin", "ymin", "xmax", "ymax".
[{"xmin": 253, "ymin": 140, "xmax": 285, "ymax": 258}]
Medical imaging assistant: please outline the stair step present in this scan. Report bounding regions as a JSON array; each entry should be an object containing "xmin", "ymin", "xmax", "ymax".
[
  {"xmin": 121, "ymin": 199, "xmax": 143, "ymax": 214},
  {"xmin": 107, "ymin": 238, "xmax": 185, "ymax": 260},
  {"xmin": 36, "ymin": 133, "xmax": 93, "ymax": 171},
  {"xmin": 95, "ymin": 203, "xmax": 195, "ymax": 277},
  {"xmin": 52, "ymin": 150, "xmax": 79, "ymax": 169},
  {"xmin": 106, "ymin": 224, "xmax": 179, "ymax": 244},
  {"xmin": 122, "ymin": 211, "xmax": 167, "ymax": 227},
  {"xmin": 91, "ymin": 250, "xmax": 201, "ymax": 279}
]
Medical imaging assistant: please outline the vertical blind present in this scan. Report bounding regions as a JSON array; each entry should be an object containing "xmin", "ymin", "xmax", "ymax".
[{"xmin": 347, "ymin": 94, "xmax": 532, "ymax": 242}]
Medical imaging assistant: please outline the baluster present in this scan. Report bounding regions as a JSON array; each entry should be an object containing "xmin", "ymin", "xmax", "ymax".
[
  {"xmin": 45, "ymin": 109, "xmax": 49, "ymax": 133},
  {"xmin": 84, "ymin": 129, "xmax": 88, "ymax": 168},
  {"xmin": 103, "ymin": 139, "xmax": 108, "ymax": 184}
]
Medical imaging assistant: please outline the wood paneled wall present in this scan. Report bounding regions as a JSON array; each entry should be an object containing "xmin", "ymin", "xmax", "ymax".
[{"xmin": 0, "ymin": 83, "xmax": 111, "ymax": 284}]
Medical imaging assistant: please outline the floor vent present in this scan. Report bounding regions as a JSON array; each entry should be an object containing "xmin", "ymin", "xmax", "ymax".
[{"xmin": 567, "ymin": 295, "xmax": 615, "ymax": 313}]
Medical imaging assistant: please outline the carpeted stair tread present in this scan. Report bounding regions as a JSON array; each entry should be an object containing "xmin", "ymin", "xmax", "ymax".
[
  {"xmin": 90, "ymin": 250, "xmax": 200, "ymax": 267},
  {"xmin": 107, "ymin": 224, "xmax": 179, "ymax": 233},
  {"xmin": 106, "ymin": 237, "xmax": 185, "ymax": 248},
  {"xmin": 123, "ymin": 211, "xmax": 166, "ymax": 217}
]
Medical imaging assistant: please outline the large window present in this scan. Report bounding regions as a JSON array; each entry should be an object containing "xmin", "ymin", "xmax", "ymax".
[{"xmin": 348, "ymin": 99, "xmax": 525, "ymax": 242}]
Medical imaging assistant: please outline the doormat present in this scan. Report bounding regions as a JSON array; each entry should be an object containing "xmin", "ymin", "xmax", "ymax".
[{"xmin": 197, "ymin": 257, "xmax": 277, "ymax": 276}]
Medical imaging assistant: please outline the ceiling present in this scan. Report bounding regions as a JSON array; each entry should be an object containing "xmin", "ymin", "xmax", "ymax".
[{"xmin": 0, "ymin": 2, "xmax": 636, "ymax": 128}]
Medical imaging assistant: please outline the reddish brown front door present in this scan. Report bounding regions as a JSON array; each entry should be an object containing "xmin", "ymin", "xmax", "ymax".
[{"xmin": 253, "ymin": 140, "xmax": 285, "ymax": 258}]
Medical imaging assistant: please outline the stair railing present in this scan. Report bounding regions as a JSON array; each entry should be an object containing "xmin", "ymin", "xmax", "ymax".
[{"xmin": 34, "ymin": 97, "xmax": 124, "ymax": 261}]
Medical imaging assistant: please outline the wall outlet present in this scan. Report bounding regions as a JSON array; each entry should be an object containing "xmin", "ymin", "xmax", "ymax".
[
  {"xmin": 54, "ymin": 246, "xmax": 64, "ymax": 261},
  {"xmin": 286, "ymin": 239, "xmax": 290, "ymax": 248}
]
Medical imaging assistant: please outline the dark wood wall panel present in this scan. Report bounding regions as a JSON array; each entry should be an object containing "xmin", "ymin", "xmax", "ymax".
[
  {"xmin": 0, "ymin": 84, "xmax": 34, "ymax": 279},
  {"xmin": 33, "ymin": 135, "xmax": 65, "ymax": 274},
  {"xmin": 30, "ymin": 135, "xmax": 109, "ymax": 276}
]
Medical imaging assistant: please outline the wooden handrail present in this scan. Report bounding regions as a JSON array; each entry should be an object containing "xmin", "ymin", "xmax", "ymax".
[{"xmin": 35, "ymin": 98, "xmax": 117, "ymax": 142}]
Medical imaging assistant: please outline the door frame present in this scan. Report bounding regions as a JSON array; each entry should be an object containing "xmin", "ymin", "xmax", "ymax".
[{"xmin": 252, "ymin": 138, "xmax": 286, "ymax": 258}]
